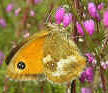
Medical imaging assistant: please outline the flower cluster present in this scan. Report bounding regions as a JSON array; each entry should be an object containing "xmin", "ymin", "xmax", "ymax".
[
  {"xmin": 88, "ymin": 2, "xmax": 108, "ymax": 28},
  {"xmin": 55, "ymin": 7, "xmax": 72, "ymax": 27},
  {"xmin": 77, "ymin": 19, "xmax": 95, "ymax": 36},
  {"xmin": 2, "ymin": 0, "xmax": 42, "ymax": 28},
  {"xmin": 76, "ymin": 2, "xmax": 105, "ymax": 36},
  {"xmin": 76, "ymin": 2, "xmax": 104, "ymax": 36},
  {"xmin": 55, "ymin": 2, "xmax": 106, "ymax": 36},
  {"xmin": 5, "ymin": 0, "xmax": 41, "ymax": 16},
  {"xmin": 6, "ymin": 5, "xmax": 36, "ymax": 17}
]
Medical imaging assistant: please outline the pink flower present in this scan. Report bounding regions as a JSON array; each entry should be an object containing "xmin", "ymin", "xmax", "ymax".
[
  {"xmin": 23, "ymin": 32, "xmax": 30, "ymax": 38},
  {"xmin": 34, "ymin": 0, "xmax": 42, "ymax": 4},
  {"xmin": 23, "ymin": 30, "xmax": 30, "ymax": 38},
  {"xmin": 14, "ymin": 8, "xmax": 21, "ymax": 16},
  {"xmin": 30, "ymin": 10, "xmax": 35, "ymax": 16},
  {"xmin": 88, "ymin": 2, "xmax": 100, "ymax": 21},
  {"xmin": 85, "ymin": 67, "xmax": 94, "ymax": 82},
  {"xmin": 6, "ymin": 3, "xmax": 13, "ymax": 13},
  {"xmin": 83, "ymin": 19, "xmax": 95, "ymax": 36},
  {"xmin": 101, "ymin": 62, "xmax": 107, "ymax": 69},
  {"xmin": 55, "ymin": 7, "xmax": 65, "ymax": 24},
  {"xmin": 77, "ymin": 20, "xmax": 95, "ymax": 36},
  {"xmin": 98, "ymin": 3, "xmax": 104, "ymax": 11},
  {"xmin": 101, "ymin": 61, "xmax": 108, "ymax": 70},
  {"xmin": 81, "ymin": 88, "xmax": 92, "ymax": 93},
  {"xmin": 88, "ymin": 2, "xmax": 97, "ymax": 17},
  {"xmin": 80, "ymin": 72, "xmax": 86, "ymax": 83},
  {"xmin": 95, "ymin": 13, "xmax": 101, "ymax": 21},
  {"xmin": 80, "ymin": 67, "xmax": 94, "ymax": 83},
  {"xmin": 63, "ymin": 13, "xmax": 72, "ymax": 27},
  {"xmin": 0, "ymin": 18, "xmax": 7, "ymax": 27},
  {"xmin": 103, "ymin": 10, "xmax": 108, "ymax": 27},
  {"xmin": 76, "ymin": 22, "xmax": 84, "ymax": 36},
  {"xmin": 85, "ymin": 53, "xmax": 95, "ymax": 63}
]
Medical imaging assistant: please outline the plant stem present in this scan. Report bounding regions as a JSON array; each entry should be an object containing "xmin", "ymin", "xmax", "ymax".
[
  {"xmin": 70, "ymin": 0, "xmax": 80, "ymax": 93},
  {"xmin": 96, "ymin": 17, "xmax": 107, "ymax": 93},
  {"xmin": 3, "ymin": 77, "xmax": 9, "ymax": 93},
  {"xmin": 44, "ymin": 2, "xmax": 54, "ymax": 23},
  {"xmin": 100, "ymin": 65, "xmax": 106, "ymax": 93},
  {"xmin": 41, "ymin": 86, "xmax": 44, "ymax": 93},
  {"xmin": 40, "ymin": 81, "xmax": 44, "ymax": 93},
  {"xmin": 15, "ymin": 0, "xmax": 33, "ymax": 38},
  {"xmin": 71, "ymin": 80, "xmax": 76, "ymax": 93}
]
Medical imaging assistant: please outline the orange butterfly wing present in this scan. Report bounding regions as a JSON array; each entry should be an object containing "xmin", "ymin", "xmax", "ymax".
[{"xmin": 7, "ymin": 30, "xmax": 49, "ymax": 80}]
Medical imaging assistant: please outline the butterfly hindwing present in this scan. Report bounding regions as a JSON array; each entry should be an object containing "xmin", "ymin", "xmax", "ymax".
[{"xmin": 42, "ymin": 27, "xmax": 86, "ymax": 83}]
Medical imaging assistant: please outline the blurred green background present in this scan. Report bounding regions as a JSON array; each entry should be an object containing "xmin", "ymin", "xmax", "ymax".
[{"xmin": 0, "ymin": 0, "xmax": 108, "ymax": 93}]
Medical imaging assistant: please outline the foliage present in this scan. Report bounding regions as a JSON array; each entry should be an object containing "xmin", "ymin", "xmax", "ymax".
[{"xmin": 0, "ymin": 0, "xmax": 108, "ymax": 93}]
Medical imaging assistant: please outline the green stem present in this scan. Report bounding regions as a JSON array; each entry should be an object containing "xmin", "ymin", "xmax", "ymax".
[
  {"xmin": 100, "ymin": 65, "xmax": 106, "ymax": 93},
  {"xmin": 3, "ymin": 77, "xmax": 9, "ymax": 93}
]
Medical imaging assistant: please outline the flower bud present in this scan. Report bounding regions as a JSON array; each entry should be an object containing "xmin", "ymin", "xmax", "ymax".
[
  {"xmin": 0, "ymin": 18, "xmax": 7, "ymax": 27},
  {"xmin": 103, "ymin": 10, "xmax": 108, "ymax": 27},
  {"xmin": 83, "ymin": 19, "xmax": 95, "ymax": 36},
  {"xmin": 55, "ymin": 7, "xmax": 65, "ymax": 24},
  {"xmin": 63, "ymin": 13, "xmax": 72, "ymax": 27},
  {"xmin": 85, "ymin": 67, "xmax": 94, "ymax": 82},
  {"xmin": 88, "ymin": 2, "xmax": 100, "ymax": 21},
  {"xmin": 14, "ymin": 8, "xmax": 21, "ymax": 16},
  {"xmin": 6, "ymin": 3, "xmax": 13, "ymax": 13},
  {"xmin": 76, "ymin": 22, "xmax": 84, "ymax": 36},
  {"xmin": 98, "ymin": 3, "xmax": 104, "ymax": 11},
  {"xmin": 30, "ymin": 10, "xmax": 35, "ymax": 16}
]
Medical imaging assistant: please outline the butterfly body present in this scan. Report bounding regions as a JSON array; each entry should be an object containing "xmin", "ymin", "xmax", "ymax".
[{"xmin": 6, "ymin": 24, "xmax": 86, "ymax": 83}]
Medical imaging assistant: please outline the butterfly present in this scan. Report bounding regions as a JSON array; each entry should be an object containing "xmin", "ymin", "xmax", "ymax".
[{"xmin": 5, "ymin": 23, "xmax": 86, "ymax": 83}]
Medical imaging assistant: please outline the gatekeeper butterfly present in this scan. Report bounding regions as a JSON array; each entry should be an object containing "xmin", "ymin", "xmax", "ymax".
[{"xmin": 5, "ymin": 23, "xmax": 86, "ymax": 83}]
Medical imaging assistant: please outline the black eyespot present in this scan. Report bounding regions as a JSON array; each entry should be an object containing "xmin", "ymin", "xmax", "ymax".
[{"xmin": 17, "ymin": 61, "xmax": 26, "ymax": 70}]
